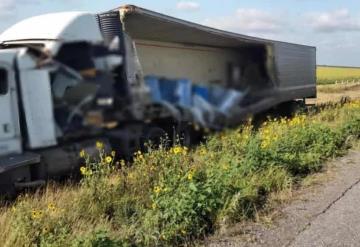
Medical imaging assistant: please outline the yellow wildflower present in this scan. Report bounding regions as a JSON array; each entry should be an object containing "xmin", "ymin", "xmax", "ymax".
[
  {"xmin": 172, "ymin": 146, "xmax": 182, "ymax": 155},
  {"xmin": 80, "ymin": 166, "xmax": 87, "ymax": 175},
  {"xmin": 152, "ymin": 203, "xmax": 157, "ymax": 210},
  {"xmin": 111, "ymin": 150, "xmax": 116, "ymax": 157},
  {"xmin": 80, "ymin": 166, "xmax": 92, "ymax": 176},
  {"xmin": 261, "ymin": 142, "xmax": 269, "ymax": 149},
  {"xmin": 42, "ymin": 227, "xmax": 49, "ymax": 234},
  {"xmin": 105, "ymin": 156, "xmax": 113, "ymax": 164},
  {"xmin": 47, "ymin": 203, "xmax": 56, "ymax": 212},
  {"xmin": 187, "ymin": 172, "xmax": 193, "ymax": 180},
  {"xmin": 31, "ymin": 210, "xmax": 37, "ymax": 219},
  {"xmin": 79, "ymin": 149, "xmax": 86, "ymax": 158},
  {"xmin": 199, "ymin": 148, "xmax": 207, "ymax": 155},
  {"xmin": 289, "ymin": 115, "xmax": 306, "ymax": 127},
  {"xmin": 96, "ymin": 141, "xmax": 104, "ymax": 150},
  {"xmin": 31, "ymin": 210, "xmax": 43, "ymax": 220},
  {"xmin": 154, "ymin": 186, "xmax": 161, "ymax": 195}
]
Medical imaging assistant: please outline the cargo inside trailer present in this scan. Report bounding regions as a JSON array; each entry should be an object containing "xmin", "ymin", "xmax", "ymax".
[
  {"xmin": 134, "ymin": 40, "xmax": 273, "ymax": 93},
  {"xmin": 119, "ymin": 5, "xmax": 277, "ymax": 95}
]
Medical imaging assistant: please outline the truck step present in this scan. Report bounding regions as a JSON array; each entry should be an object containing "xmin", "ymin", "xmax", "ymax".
[
  {"xmin": 0, "ymin": 152, "xmax": 41, "ymax": 173},
  {"xmin": 15, "ymin": 180, "xmax": 46, "ymax": 189}
]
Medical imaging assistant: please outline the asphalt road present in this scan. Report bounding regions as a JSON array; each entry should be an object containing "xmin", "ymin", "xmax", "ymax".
[{"xmin": 290, "ymin": 180, "xmax": 360, "ymax": 247}]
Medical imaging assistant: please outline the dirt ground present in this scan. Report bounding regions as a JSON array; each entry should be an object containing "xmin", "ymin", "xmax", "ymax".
[{"xmin": 308, "ymin": 82, "xmax": 360, "ymax": 104}]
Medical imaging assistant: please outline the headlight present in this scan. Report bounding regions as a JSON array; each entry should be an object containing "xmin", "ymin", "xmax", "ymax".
[{"xmin": 97, "ymin": 97, "xmax": 114, "ymax": 106}]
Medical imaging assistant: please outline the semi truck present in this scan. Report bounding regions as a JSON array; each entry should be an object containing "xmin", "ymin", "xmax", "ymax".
[{"xmin": 0, "ymin": 5, "xmax": 316, "ymax": 194}]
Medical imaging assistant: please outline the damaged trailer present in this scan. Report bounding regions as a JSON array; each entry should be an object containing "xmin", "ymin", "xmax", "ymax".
[
  {"xmin": 115, "ymin": 5, "xmax": 316, "ymax": 127},
  {"xmin": 0, "ymin": 5, "xmax": 316, "ymax": 195}
]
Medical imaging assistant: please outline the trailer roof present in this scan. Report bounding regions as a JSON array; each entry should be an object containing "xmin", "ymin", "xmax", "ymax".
[{"xmin": 111, "ymin": 5, "xmax": 315, "ymax": 49}]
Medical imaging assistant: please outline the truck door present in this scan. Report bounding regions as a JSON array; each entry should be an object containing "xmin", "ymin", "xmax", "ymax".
[{"xmin": 0, "ymin": 59, "xmax": 22, "ymax": 156}]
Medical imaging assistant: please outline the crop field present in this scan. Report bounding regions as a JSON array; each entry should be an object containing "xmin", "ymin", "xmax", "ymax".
[
  {"xmin": 1, "ymin": 100, "xmax": 360, "ymax": 246},
  {"xmin": 317, "ymin": 65, "xmax": 360, "ymax": 85}
]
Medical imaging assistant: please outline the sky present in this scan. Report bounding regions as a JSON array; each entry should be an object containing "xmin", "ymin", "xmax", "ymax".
[{"xmin": 0, "ymin": 0, "xmax": 359, "ymax": 66}]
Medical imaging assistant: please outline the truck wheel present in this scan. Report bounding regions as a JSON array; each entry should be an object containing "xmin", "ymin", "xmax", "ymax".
[
  {"xmin": 176, "ymin": 123, "xmax": 193, "ymax": 147},
  {"xmin": 0, "ymin": 180, "xmax": 16, "ymax": 199},
  {"xmin": 142, "ymin": 126, "xmax": 168, "ymax": 150}
]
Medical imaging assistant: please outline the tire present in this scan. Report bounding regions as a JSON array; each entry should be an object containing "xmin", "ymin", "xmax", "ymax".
[
  {"xmin": 176, "ymin": 123, "xmax": 193, "ymax": 147},
  {"xmin": 141, "ymin": 126, "xmax": 168, "ymax": 150}
]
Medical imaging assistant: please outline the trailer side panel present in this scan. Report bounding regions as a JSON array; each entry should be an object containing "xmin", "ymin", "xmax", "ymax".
[{"xmin": 273, "ymin": 42, "xmax": 316, "ymax": 98}]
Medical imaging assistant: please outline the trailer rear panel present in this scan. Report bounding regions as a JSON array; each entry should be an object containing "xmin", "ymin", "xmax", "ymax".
[{"xmin": 273, "ymin": 42, "xmax": 316, "ymax": 99}]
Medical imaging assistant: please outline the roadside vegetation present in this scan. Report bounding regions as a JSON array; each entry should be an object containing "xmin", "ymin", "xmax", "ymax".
[
  {"xmin": 2, "ymin": 100, "xmax": 360, "ymax": 246},
  {"xmin": 317, "ymin": 65, "xmax": 360, "ymax": 85}
]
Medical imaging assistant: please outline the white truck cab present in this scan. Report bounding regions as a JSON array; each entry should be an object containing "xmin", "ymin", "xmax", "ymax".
[
  {"xmin": 0, "ymin": 12, "xmax": 127, "ymax": 195},
  {"xmin": 0, "ymin": 12, "xmax": 105, "ymax": 155},
  {"xmin": 0, "ymin": 49, "xmax": 22, "ymax": 156}
]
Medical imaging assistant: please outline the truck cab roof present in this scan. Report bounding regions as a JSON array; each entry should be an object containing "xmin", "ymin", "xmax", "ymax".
[{"xmin": 0, "ymin": 12, "xmax": 103, "ymax": 54}]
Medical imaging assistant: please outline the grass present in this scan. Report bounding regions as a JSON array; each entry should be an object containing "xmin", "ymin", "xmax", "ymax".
[
  {"xmin": 2, "ymin": 101, "xmax": 360, "ymax": 246},
  {"xmin": 317, "ymin": 65, "xmax": 360, "ymax": 85},
  {"xmin": 317, "ymin": 82, "xmax": 360, "ymax": 94}
]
